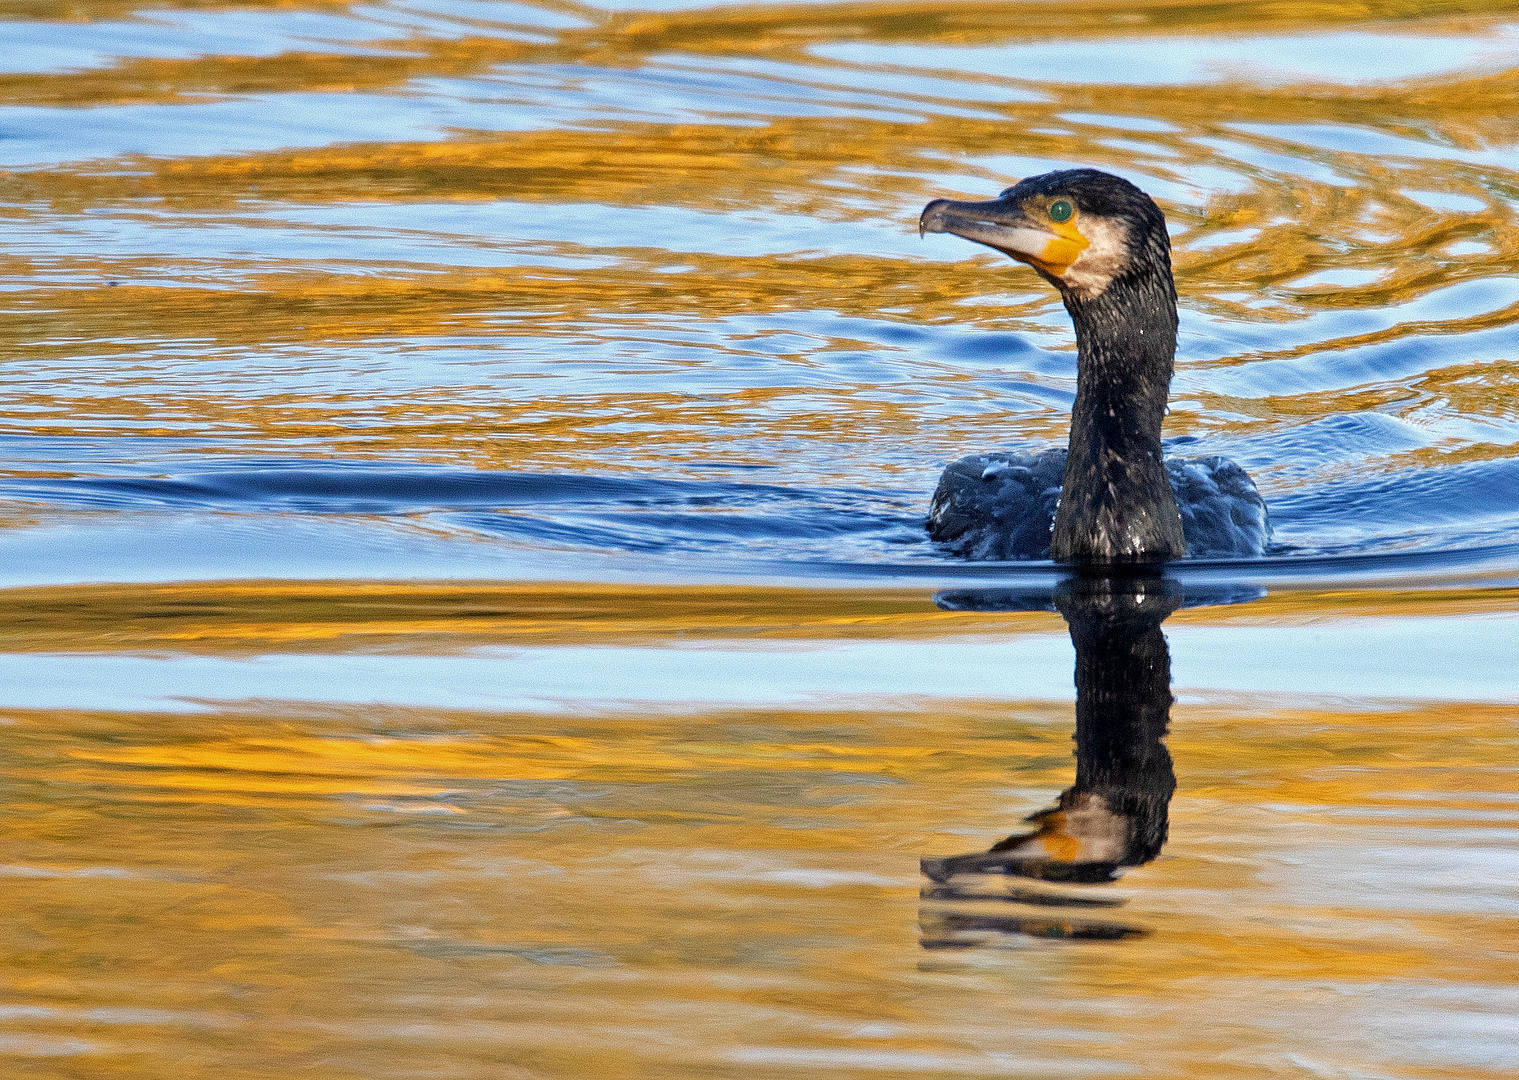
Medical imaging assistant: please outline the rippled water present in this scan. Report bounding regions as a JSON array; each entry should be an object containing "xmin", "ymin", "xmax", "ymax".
[{"xmin": 4, "ymin": 1, "xmax": 1519, "ymax": 1077}]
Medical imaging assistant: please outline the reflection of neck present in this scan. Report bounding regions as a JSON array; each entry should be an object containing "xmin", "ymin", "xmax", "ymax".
[
  {"xmin": 1058, "ymin": 575, "xmax": 1178, "ymax": 865},
  {"xmin": 1051, "ymin": 270, "xmax": 1185, "ymax": 563}
]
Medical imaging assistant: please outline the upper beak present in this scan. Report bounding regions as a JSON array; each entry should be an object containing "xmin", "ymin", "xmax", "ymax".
[{"xmin": 920, "ymin": 196, "xmax": 1085, "ymax": 275}]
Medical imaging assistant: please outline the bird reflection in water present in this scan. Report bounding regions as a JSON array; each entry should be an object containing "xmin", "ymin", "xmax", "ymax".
[{"xmin": 919, "ymin": 573, "xmax": 1248, "ymax": 946}]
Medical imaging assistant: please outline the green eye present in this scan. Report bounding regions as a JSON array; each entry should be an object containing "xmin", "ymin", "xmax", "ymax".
[{"xmin": 1049, "ymin": 199, "xmax": 1074, "ymax": 223}]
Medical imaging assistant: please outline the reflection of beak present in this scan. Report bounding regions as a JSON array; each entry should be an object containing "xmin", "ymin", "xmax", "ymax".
[
  {"xmin": 918, "ymin": 792, "xmax": 1135, "ymax": 886},
  {"xmin": 920, "ymin": 196, "xmax": 1088, "ymax": 277}
]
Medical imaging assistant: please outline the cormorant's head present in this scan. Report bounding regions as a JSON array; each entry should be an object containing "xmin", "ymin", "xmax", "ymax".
[{"xmin": 920, "ymin": 169, "xmax": 1170, "ymax": 301}]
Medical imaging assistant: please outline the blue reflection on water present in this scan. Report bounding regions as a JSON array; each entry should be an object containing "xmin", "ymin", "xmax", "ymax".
[
  {"xmin": 1, "ymin": 611, "xmax": 1514, "ymax": 712},
  {"xmin": 814, "ymin": 30, "xmax": 1519, "ymax": 86}
]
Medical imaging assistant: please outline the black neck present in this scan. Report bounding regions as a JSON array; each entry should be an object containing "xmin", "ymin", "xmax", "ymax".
[{"xmin": 1050, "ymin": 266, "xmax": 1185, "ymax": 563}]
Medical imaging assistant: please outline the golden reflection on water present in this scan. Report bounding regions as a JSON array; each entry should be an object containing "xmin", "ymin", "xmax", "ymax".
[
  {"xmin": 5, "ymin": 0, "xmax": 1519, "ymax": 1074},
  {"xmin": 4, "ymin": 2, "xmax": 1519, "ymax": 480},
  {"xmin": 4, "ymin": 589, "xmax": 1517, "ymax": 1076},
  {"xmin": 1, "ymin": 578, "xmax": 1516, "ymax": 651}
]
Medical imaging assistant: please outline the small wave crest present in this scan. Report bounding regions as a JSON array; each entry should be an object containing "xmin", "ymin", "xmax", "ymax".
[{"xmin": 1, "ymin": 456, "xmax": 1516, "ymax": 580}]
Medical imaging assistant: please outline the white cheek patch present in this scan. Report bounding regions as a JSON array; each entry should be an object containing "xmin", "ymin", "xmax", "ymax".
[{"xmin": 1060, "ymin": 218, "xmax": 1131, "ymax": 299}]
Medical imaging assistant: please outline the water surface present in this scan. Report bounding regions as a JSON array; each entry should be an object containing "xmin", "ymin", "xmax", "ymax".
[{"xmin": 2, "ymin": 0, "xmax": 1518, "ymax": 1076}]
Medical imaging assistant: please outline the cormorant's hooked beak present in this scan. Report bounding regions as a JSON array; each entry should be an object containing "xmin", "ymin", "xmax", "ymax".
[{"xmin": 920, "ymin": 196, "xmax": 1089, "ymax": 279}]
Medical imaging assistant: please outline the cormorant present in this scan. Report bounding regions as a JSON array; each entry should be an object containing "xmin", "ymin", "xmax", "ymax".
[{"xmin": 920, "ymin": 169, "xmax": 1268, "ymax": 562}]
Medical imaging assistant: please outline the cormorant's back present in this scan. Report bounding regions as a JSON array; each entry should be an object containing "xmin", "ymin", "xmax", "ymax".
[{"xmin": 929, "ymin": 448, "xmax": 1268, "ymax": 560}]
